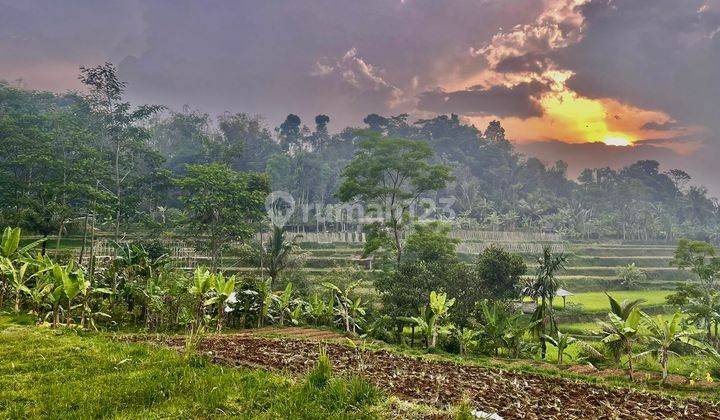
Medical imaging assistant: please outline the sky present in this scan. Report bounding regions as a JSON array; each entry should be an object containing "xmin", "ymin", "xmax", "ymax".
[{"xmin": 1, "ymin": 0, "xmax": 719, "ymax": 193}]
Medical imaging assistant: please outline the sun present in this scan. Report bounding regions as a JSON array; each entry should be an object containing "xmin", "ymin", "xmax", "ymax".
[{"xmin": 602, "ymin": 136, "xmax": 632, "ymax": 146}]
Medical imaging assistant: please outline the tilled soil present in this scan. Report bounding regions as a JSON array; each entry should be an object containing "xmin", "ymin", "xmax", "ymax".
[{"xmin": 132, "ymin": 334, "xmax": 720, "ymax": 419}]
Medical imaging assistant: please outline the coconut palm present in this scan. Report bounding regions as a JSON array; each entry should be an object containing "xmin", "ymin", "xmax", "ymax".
[{"xmin": 263, "ymin": 226, "xmax": 300, "ymax": 287}]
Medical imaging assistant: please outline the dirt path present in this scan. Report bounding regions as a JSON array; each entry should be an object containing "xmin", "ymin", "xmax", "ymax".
[{"xmin": 136, "ymin": 334, "xmax": 720, "ymax": 419}]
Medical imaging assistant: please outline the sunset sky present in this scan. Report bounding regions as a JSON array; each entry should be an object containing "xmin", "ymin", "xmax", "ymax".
[{"xmin": 1, "ymin": 0, "xmax": 719, "ymax": 191}]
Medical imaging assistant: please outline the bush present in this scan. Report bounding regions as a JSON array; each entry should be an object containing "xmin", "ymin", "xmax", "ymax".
[{"xmin": 307, "ymin": 347, "xmax": 333, "ymax": 388}]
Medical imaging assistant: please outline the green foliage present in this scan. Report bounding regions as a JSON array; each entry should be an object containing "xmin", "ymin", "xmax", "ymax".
[
  {"xmin": 475, "ymin": 245, "xmax": 527, "ymax": 300},
  {"xmin": 615, "ymin": 263, "xmax": 647, "ymax": 290},
  {"xmin": 337, "ymin": 130, "xmax": 452, "ymax": 260},
  {"xmin": 307, "ymin": 347, "xmax": 333, "ymax": 389},
  {"xmin": 175, "ymin": 163, "xmax": 270, "ymax": 269},
  {"xmin": 671, "ymin": 239, "xmax": 720, "ymax": 287}
]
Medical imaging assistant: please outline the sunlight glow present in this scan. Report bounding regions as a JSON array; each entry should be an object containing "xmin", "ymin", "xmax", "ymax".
[{"xmin": 602, "ymin": 137, "xmax": 632, "ymax": 146}]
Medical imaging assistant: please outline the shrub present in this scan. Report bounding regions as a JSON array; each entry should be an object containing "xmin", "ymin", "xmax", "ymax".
[{"xmin": 307, "ymin": 347, "xmax": 333, "ymax": 388}]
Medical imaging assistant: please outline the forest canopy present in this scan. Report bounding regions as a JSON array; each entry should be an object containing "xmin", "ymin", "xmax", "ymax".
[{"xmin": 1, "ymin": 67, "xmax": 718, "ymax": 244}]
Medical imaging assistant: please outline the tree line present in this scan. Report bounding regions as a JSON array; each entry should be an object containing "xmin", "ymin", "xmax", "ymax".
[{"xmin": 2, "ymin": 63, "xmax": 719, "ymax": 246}]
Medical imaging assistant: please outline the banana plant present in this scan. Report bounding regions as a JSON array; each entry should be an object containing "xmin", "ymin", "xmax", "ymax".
[
  {"xmin": 189, "ymin": 267, "xmax": 215, "ymax": 327},
  {"xmin": 46, "ymin": 278, "xmax": 65, "ymax": 328},
  {"xmin": 62, "ymin": 264, "xmax": 83, "ymax": 326},
  {"xmin": 76, "ymin": 271, "xmax": 112, "ymax": 330},
  {"xmin": 639, "ymin": 311, "xmax": 709, "ymax": 383},
  {"xmin": 322, "ymin": 281, "xmax": 363, "ymax": 333},
  {"xmin": 429, "ymin": 290, "xmax": 455, "ymax": 348},
  {"xmin": 453, "ymin": 327, "xmax": 478, "ymax": 356},
  {"xmin": 0, "ymin": 258, "xmax": 33, "ymax": 312},
  {"xmin": 255, "ymin": 278, "xmax": 275, "ymax": 327},
  {"xmin": 27, "ymin": 281, "xmax": 54, "ymax": 319},
  {"xmin": 348, "ymin": 296, "xmax": 366, "ymax": 334},
  {"xmin": 543, "ymin": 331, "xmax": 576, "ymax": 366},
  {"xmin": 306, "ymin": 294, "xmax": 329, "ymax": 326},
  {"xmin": 289, "ymin": 301, "xmax": 304, "ymax": 326},
  {"xmin": 205, "ymin": 273, "xmax": 235, "ymax": 332},
  {"xmin": 597, "ymin": 308, "xmax": 642, "ymax": 380},
  {"xmin": 0, "ymin": 227, "xmax": 43, "ymax": 309},
  {"xmin": 276, "ymin": 282, "xmax": 294, "ymax": 327},
  {"xmin": 1, "ymin": 227, "xmax": 43, "ymax": 258}
]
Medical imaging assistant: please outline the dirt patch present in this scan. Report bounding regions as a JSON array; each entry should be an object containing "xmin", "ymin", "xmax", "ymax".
[
  {"xmin": 132, "ymin": 334, "xmax": 720, "ymax": 419},
  {"xmin": 241, "ymin": 326, "xmax": 348, "ymax": 341}
]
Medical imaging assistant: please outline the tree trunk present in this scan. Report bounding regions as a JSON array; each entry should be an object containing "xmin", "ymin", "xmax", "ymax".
[
  {"xmin": 257, "ymin": 300, "xmax": 264, "ymax": 328},
  {"xmin": 78, "ymin": 210, "xmax": 89, "ymax": 265},
  {"xmin": 661, "ymin": 350, "xmax": 668, "ymax": 383},
  {"xmin": 53, "ymin": 305, "xmax": 59, "ymax": 328},
  {"xmin": 66, "ymin": 301, "xmax": 72, "ymax": 326},
  {"xmin": 627, "ymin": 345, "xmax": 634, "ymax": 380},
  {"xmin": 14, "ymin": 290, "xmax": 21, "ymax": 313},
  {"xmin": 410, "ymin": 326, "xmax": 415, "ymax": 348}
]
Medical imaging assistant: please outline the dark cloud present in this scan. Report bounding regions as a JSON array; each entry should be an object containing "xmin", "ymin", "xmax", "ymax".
[
  {"xmin": 640, "ymin": 121, "xmax": 685, "ymax": 131},
  {"xmin": 417, "ymin": 81, "xmax": 549, "ymax": 118},
  {"xmin": 559, "ymin": 0, "xmax": 720, "ymax": 134},
  {"xmin": 494, "ymin": 53, "xmax": 553, "ymax": 74},
  {"xmin": 0, "ymin": 0, "xmax": 542, "ymax": 128}
]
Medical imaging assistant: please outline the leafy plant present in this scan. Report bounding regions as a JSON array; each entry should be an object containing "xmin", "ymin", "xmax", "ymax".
[
  {"xmin": 307, "ymin": 347, "xmax": 333, "ymax": 389},
  {"xmin": 205, "ymin": 273, "xmax": 235, "ymax": 332},
  {"xmin": 428, "ymin": 290, "xmax": 455, "ymax": 348},
  {"xmin": 639, "ymin": 311, "xmax": 709, "ymax": 383},
  {"xmin": 597, "ymin": 309, "xmax": 642, "ymax": 380}
]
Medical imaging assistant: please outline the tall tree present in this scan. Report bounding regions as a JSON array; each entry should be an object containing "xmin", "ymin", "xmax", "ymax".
[
  {"xmin": 336, "ymin": 130, "xmax": 452, "ymax": 262},
  {"xmin": 79, "ymin": 63, "xmax": 163, "ymax": 246},
  {"xmin": 175, "ymin": 163, "xmax": 270, "ymax": 271}
]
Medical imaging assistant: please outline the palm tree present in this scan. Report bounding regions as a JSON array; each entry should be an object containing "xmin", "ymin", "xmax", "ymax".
[
  {"xmin": 263, "ymin": 226, "xmax": 300, "ymax": 287},
  {"xmin": 639, "ymin": 312, "xmax": 708, "ymax": 383},
  {"xmin": 527, "ymin": 245, "xmax": 567, "ymax": 358}
]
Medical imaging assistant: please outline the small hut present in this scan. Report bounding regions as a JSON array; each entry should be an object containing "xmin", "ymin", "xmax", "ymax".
[{"xmin": 556, "ymin": 288, "xmax": 574, "ymax": 307}]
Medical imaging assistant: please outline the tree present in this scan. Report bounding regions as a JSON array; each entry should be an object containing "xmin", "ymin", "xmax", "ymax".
[
  {"xmin": 79, "ymin": 63, "xmax": 163, "ymax": 247},
  {"xmin": 373, "ymin": 222, "xmax": 460, "ymax": 327},
  {"xmin": 337, "ymin": 130, "xmax": 452, "ymax": 262},
  {"xmin": 263, "ymin": 226, "xmax": 300, "ymax": 287},
  {"xmin": 526, "ymin": 246, "xmax": 567, "ymax": 359},
  {"xmin": 475, "ymin": 245, "xmax": 527, "ymax": 300},
  {"xmin": 278, "ymin": 113, "xmax": 303, "ymax": 151},
  {"xmin": 616, "ymin": 263, "xmax": 646, "ymax": 290},
  {"xmin": 175, "ymin": 163, "xmax": 269, "ymax": 270},
  {"xmin": 671, "ymin": 239, "xmax": 720, "ymax": 288}
]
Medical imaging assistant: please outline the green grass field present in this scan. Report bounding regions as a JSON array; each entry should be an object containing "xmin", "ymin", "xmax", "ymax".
[
  {"xmin": 560, "ymin": 290, "xmax": 672, "ymax": 312},
  {"xmin": 0, "ymin": 317, "xmax": 384, "ymax": 419}
]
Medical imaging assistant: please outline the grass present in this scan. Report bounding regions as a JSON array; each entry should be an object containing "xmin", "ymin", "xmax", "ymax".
[
  {"xmin": 560, "ymin": 290, "xmax": 672, "ymax": 312},
  {"xmin": 0, "ymin": 316, "xmax": 384, "ymax": 419}
]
